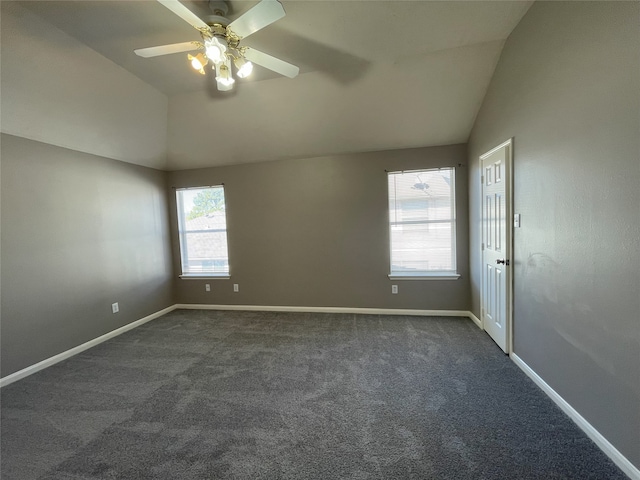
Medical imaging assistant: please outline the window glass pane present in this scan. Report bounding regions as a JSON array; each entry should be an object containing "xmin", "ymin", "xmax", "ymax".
[
  {"xmin": 182, "ymin": 231, "xmax": 229, "ymax": 274},
  {"xmin": 388, "ymin": 168, "xmax": 456, "ymax": 274},
  {"xmin": 390, "ymin": 222, "xmax": 453, "ymax": 271},
  {"xmin": 176, "ymin": 186, "xmax": 229, "ymax": 275}
]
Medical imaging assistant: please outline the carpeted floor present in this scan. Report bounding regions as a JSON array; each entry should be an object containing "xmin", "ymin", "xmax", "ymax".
[{"xmin": 1, "ymin": 310, "xmax": 628, "ymax": 479}]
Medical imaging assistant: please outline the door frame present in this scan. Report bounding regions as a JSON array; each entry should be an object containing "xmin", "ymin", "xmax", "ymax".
[{"xmin": 479, "ymin": 138, "xmax": 514, "ymax": 354}]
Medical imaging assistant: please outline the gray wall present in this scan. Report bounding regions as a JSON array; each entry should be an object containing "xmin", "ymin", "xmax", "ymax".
[
  {"xmin": 168, "ymin": 144, "xmax": 470, "ymax": 311},
  {"xmin": 468, "ymin": 1, "xmax": 639, "ymax": 468},
  {"xmin": 1, "ymin": 135, "xmax": 175, "ymax": 377}
]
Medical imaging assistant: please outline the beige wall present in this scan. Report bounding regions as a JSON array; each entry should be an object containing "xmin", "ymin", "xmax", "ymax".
[
  {"xmin": 1, "ymin": 135, "xmax": 175, "ymax": 377},
  {"xmin": 468, "ymin": 1, "xmax": 639, "ymax": 468},
  {"xmin": 168, "ymin": 144, "xmax": 470, "ymax": 311}
]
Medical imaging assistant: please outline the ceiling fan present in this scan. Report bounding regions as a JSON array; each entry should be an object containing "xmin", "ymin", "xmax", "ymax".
[{"xmin": 134, "ymin": 0, "xmax": 299, "ymax": 92}]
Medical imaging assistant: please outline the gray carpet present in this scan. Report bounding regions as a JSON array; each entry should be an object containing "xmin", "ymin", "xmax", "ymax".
[{"xmin": 1, "ymin": 310, "xmax": 628, "ymax": 479}]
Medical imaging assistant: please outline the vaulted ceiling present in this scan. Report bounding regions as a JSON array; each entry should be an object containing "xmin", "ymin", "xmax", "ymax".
[{"xmin": 16, "ymin": 1, "xmax": 533, "ymax": 170}]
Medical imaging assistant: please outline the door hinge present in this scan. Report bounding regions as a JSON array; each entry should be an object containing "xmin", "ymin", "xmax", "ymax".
[
  {"xmin": 481, "ymin": 243, "xmax": 485, "ymax": 251},
  {"xmin": 481, "ymin": 175, "xmax": 484, "ymax": 184}
]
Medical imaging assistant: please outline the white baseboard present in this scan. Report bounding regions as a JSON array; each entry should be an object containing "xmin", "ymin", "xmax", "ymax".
[
  {"xmin": 175, "ymin": 303, "xmax": 476, "ymax": 319},
  {"xmin": 511, "ymin": 353, "xmax": 639, "ymax": 480},
  {"xmin": 0, "ymin": 304, "xmax": 480, "ymax": 387},
  {"xmin": 0, "ymin": 305, "xmax": 177, "ymax": 388},
  {"xmin": 467, "ymin": 311, "xmax": 482, "ymax": 329},
  {"xmin": 3, "ymin": 304, "xmax": 634, "ymax": 477}
]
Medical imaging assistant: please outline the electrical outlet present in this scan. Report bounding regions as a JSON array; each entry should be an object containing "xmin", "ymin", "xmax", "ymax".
[
  {"xmin": 391, "ymin": 285, "xmax": 398, "ymax": 294},
  {"xmin": 233, "ymin": 284, "xmax": 239, "ymax": 293},
  {"xmin": 111, "ymin": 302, "xmax": 119, "ymax": 314},
  {"xmin": 205, "ymin": 284, "xmax": 211, "ymax": 292}
]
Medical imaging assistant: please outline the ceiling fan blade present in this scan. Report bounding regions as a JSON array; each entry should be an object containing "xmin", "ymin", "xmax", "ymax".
[
  {"xmin": 157, "ymin": 0, "xmax": 209, "ymax": 31},
  {"xmin": 135, "ymin": 41, "xmax": 201, "ymax": 58},
  {"xmin": 228, "ymin": 0, "xmax": 285, "ymax": 39},
  {"xmin": 244, "ymin": 48, "xmax": 299, "ymax": 78}
]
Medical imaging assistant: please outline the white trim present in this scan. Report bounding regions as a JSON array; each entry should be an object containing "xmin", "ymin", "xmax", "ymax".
[
  {"xmin": 0, "ymin": 305, "xmax": 484, "ymax": 388},
  {"xmin": 179, "ymin": 275, "xmax": 230, "ymax": 280},
  {"xmin": 479, "ymin": 138, "xmax": 514, "ymax": 160},
  {"xmin": 467, "ymin": 311, "xmax": 482, "ymax": 329},
  {"xmin": 0, "ymin": 305, "xmax": 177, "ymax": 388},
  {"xmin": 511, "ymin": 353, "xmax": 640, "ymax": 480},
  {"xmin": 3, "ymin": 303, "xmax": 634, "ymax": 478},
  {"xmin": 388, "ymin": 273, "xmax": 460, "ymax": 281},
  {"xmin": 506, "ymin": 138, "xmax": 514, "ymax": 355},
  {"xmin": 175, "ymin": 303, "xmax": 478, "ymax": 319}
]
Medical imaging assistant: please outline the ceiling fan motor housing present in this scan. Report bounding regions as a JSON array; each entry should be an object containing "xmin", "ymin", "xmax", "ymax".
[
  {"xmin": 202, "ymin": 23, "xmax": 240, "ymax": 49},
  {"xmin": 208, "ymin": 0, "xmax": 229, "ymax": 17},
  {"xmin": 206, "ymin": 0, "xmax": 231, "ymax": 35}
]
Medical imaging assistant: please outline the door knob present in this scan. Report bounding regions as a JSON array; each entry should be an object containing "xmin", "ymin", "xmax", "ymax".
[{"xmin": 496, "ymin": 259, "xmax": 510, "ymax": 265}]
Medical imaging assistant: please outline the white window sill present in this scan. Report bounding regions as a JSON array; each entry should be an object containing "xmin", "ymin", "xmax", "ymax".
[
  {"xmin": 179, "ymin": 274, "xmax": 230, "ymax": 280},
  {"xmin": 388, "ymin": 273, "xmax": 460, "ymax": 281}
]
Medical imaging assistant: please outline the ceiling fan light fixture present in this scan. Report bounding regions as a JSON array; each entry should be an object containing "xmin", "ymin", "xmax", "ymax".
[
  {"xmin": 215, "ymin": 61, "xmax": 235, "ymax": 91},
  {"xmin": 187, "ymin": 53, "xmax": 208, "ymax": 74},
  {"xmin": 234, "ymin": 57, "xmax": 253, "ymax": 78},
  {"xmin": 205, "ymin": 36, "xmax": 227, "ymax": 64},
  {"xmin": 215, "ymin": 77, "xmax": 234, "ymax": 91},
  {"xmin": 137, "ymin": 0, "xmax": 300, "ymax": 93}
]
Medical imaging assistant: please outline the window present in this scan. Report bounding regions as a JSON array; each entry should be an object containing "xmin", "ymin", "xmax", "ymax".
[
  {"xmin": 388, "ymin": 168, "xmax": 457, "ymax": 278},
  {"xmin": 176, "ymin": 186, "xmax": 230, "ymax": 277}
]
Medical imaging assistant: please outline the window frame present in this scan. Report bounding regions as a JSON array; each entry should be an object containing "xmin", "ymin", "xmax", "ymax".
[
  {"xmin": 387, "ymin": 167, "xmax": 460, "ymax": 280},
  {"xmin": 175, "ymin": 185, "xmax": 231, "ymax": 279}
]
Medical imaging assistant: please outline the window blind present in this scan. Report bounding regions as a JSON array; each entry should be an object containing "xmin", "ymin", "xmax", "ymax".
[{"xmin": 388, "ymin": 168, "xmax": 456, "ymax": 274}]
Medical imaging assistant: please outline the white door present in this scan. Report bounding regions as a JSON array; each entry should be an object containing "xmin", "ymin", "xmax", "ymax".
[{"xmin": 480, "ymin": 140, "xmax": 512, "ymax": 353}]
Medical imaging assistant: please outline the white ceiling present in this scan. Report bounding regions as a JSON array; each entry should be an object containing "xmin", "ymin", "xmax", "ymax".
[{"xmin": 18, "ymin": 0, "xmax": 533, "ymax": 170}]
